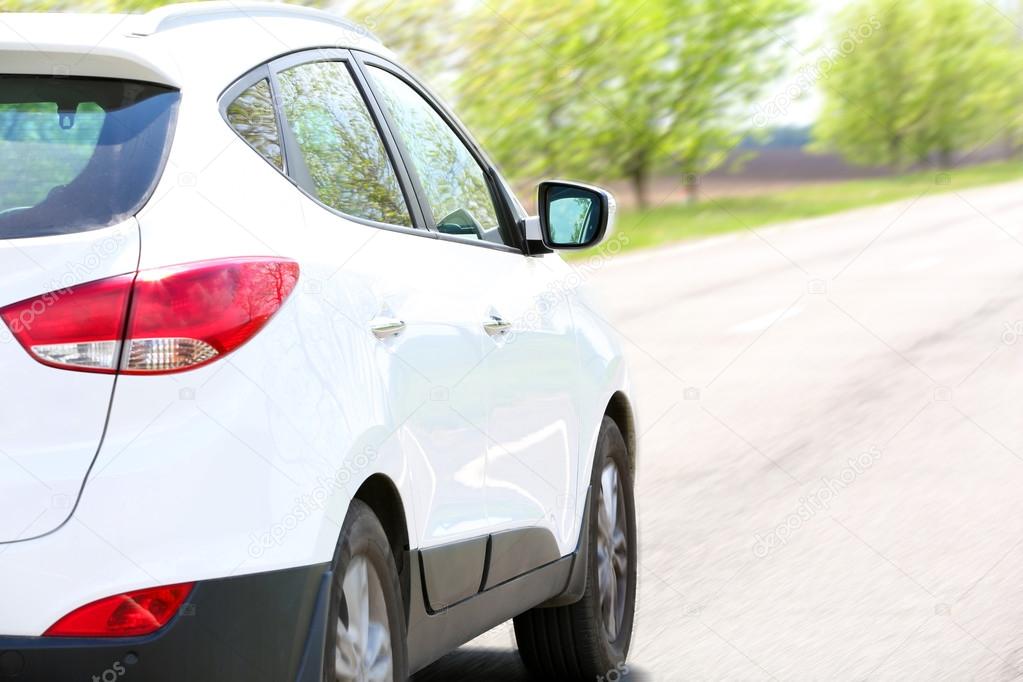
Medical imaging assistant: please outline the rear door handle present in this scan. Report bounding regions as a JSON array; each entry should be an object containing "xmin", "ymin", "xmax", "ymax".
[
  {"xmin": 483, "ymin": 315, "xmax": 512, "ymax": 337},
  {"xmin": 369, "ymin": 317, "xmax": 406, "ymax": 339}
]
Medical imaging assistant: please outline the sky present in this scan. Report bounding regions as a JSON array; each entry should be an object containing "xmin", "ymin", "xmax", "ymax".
[{"xmin": 756, "ymin": 0, "xmax": 852, "ymax": 127}]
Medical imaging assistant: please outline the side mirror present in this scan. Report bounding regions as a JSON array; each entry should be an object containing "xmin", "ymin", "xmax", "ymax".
[{"xmin": 536, "ymin": 181, "xmax": 615, "ymax": 250}]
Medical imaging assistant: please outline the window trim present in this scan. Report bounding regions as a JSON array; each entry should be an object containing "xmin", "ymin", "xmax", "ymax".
[
  {"xmin": 1, "ymin": 75, "xmax": 181, "ymax": 239},
  {"xmin": 217, "ymin": 48, "xmax": 527, "ymax": 255},
  {"xmin": 218, "ymin": 50, "xmax": 428, "ymax": 235},
  {"xmin": 268, "ymin": 49, "xmax": 427, "ymax": 233},
  {"xmin": 219, "ymin": 65, "xmax": 287, "ymax": 175},
  {"xmin": 352, "ymin": 51, "xmax": 525, "ymax": 255}
]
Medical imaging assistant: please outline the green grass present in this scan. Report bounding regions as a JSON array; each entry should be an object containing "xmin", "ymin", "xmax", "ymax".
[{"xmin": 573, "ymin": 160, "xmax": 1023, "ymax": 258}]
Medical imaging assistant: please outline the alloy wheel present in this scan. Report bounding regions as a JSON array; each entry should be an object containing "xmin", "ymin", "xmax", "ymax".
[
  {"xmin": 596, "ymin": 460, "xmax": 629, "ymax": 642},
  {"xmin": 334, "ymin": 555, "xmax": 394, "ymax": 682}
]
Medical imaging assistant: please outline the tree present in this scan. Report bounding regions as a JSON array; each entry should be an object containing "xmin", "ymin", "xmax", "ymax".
[
  {"xmin": 454, "ymin": 0, "xmax": 617, "ymax": 185},
  {"xmin": 339, "ymin": 0, "xmax": 460, "ymax": 88},
  {"xmin": 814, "ymin": 0, "xmax": 1022, "ymax": 169},
  {"xmin": 595, "ymin": 0, "xmax": 806, "ymax": 206},
  {"xmin": 359, "ymin": 0, "xmax": 804, "ymax": 208},
  {"xmin": 996, "ymin": 0, "xmax": 1023, "ymax": 158}
]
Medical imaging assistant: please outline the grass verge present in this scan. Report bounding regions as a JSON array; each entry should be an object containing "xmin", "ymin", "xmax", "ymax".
[{"xmin": 569, "ymin": 160, "xmax": 1023, "ymax": 259}]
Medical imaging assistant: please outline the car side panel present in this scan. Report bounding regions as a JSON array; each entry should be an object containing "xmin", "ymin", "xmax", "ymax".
[
  {"xmin": 565, "ymin": 266, "xmax": 634, "ymax": 524},
  {"xmin": 477, "ymin": 250, "xmax": 583, "ymax": 556},
  {"xmin": 0, "ymin": 92, "xmax": 418, "ymax": 635}
]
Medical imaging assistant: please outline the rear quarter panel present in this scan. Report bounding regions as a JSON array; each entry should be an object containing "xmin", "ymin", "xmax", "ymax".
[{"xmin": 0, "ymin": 78, "xmax": 419, "ymax": 635}]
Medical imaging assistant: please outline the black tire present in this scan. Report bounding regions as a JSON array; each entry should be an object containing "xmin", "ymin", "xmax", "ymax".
[
  {"xmin": 324, "ymin": 499, "xmax": 408, "ymax": 682},
  {"xmin": 514, "ymin": 416, "xmax": 637, "ymax": 681}
]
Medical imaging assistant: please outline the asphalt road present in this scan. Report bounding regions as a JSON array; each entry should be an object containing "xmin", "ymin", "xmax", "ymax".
[{"xmin": 416, "ymin": 179, "xmax": 1023, "ymax": 680}]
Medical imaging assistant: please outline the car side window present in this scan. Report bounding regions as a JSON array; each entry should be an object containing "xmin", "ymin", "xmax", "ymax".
[
  {"xmin": 226, "ymin": 79, "xmax": 283, "ymax": 171},
  {"xmin": 365, "ymin": 65, "xmax": 508, "ymax": 246},
  {"xmin": 276, "ymin": 61, "xmax": 412, "ymax": 228}
]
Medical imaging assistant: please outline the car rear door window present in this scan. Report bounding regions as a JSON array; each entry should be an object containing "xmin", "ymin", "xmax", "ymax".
[
  {"xmin": 364, "ymin": 66, "xmax": 506, "ymax": 246},
  {"xmin": 226, "ymin": 79, "xmax": 283, "ymax": 170},
  {"xmin": 275, "ymin": 61, "xmax": 412, "ymax": 228},
  {"xmin": 0, "ymin": 76, "xmax": 179, "ymax": 239}
]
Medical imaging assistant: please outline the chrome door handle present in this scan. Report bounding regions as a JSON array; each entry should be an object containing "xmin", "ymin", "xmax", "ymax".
[
  {"xmin": 369, "ymin": 317, "xmax": 406, "ymax": 339},
  {"xmin": 483, "ymin": 315, "xmax": 512, "ymax": 337}
]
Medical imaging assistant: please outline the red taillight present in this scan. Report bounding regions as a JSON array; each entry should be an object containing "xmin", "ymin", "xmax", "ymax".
[
  {"xmin": 0, "ymin": 274, "xmax": 134, "ymax": 373},
  {"xmin": 43, "ymin": 582, "xmax": 195, "ymax": 637},
  {"xmin": 0, "ymin": 257, "xmax": 299, "ymax": 375}
]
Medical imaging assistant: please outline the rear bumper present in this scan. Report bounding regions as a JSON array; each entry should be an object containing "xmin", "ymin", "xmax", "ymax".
[{"xmin": 0, "ymin": 563, "xmax": 330, "ymax": 682}]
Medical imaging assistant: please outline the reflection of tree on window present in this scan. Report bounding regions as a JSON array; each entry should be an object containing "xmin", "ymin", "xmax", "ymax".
[
  {"xmin": 236, "ymin": 261, "xmax": 300, "ymax": 321},
  {"xmin": 367, "ymin": 66, "xmax": 501, "ymax": 243},
  {"xmin": 276, "ymin": 61, "xmax": 411, "ymax": 227},
  {"xmin": 550, "ymin": 196, "xmax": 595, "ymax": 245},
  {"xmin": 226, "ymin": 79, "xmax": 282, "ymax": 170}
]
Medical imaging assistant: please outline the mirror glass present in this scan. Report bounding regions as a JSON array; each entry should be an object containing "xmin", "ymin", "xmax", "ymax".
[{"xmin": 546, "ymin": 186, "xmax": 602, "ymax": 247}]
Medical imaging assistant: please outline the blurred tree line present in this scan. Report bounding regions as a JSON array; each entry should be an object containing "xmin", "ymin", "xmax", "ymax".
[
  {"xmin": 813, "ymin": 0, "xmax": 1023, "ymax": 170},
  {"xmin": 345, "ymin": 0, "xmax": 1023, "ymax": 200},
  {"xmin": 343, "ymin": 0, "xmax": 806, "ymax": 207},
  {"xmin": 5, "ymin": 0, "xmax": 1022, "ymax": 203}
]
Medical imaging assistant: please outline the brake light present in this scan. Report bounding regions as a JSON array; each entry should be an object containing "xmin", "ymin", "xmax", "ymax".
[
  {"xmin": 0, "ymin": 274, "xmax": 134, "ymax": 372},
  {"xmin": 43, "ymin": 582, "xmax": 195, "ymax": 637},
  {"xmin": 0, "ymin": 257, "xmax": 299, "ymax": 375}
]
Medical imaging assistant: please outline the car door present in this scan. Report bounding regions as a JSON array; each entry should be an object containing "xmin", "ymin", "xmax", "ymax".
[
  {"xmin": 471, "ymin": 252, "xmax": 584, "ymax": 560},
  {"xmin": 356, "ymin": 55, "xmax": 583, "ymax": 570},
  {"xmin": 260, "ymin": 53, "xmax": 495, "ymax": 592}
]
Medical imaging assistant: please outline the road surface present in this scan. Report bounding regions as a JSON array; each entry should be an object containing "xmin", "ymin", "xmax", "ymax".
[{"xmin": 416, "ymin": 179, "xmax": 1023, "ymax": 680}]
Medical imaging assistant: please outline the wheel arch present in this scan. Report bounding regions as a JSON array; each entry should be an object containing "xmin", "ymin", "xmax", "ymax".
[
  {"xmin": 353, "ymin": 473, "xmax": 412, "ymax": 622},
  {"xmin": 605, "ymin": 390, "xmax": 637, "ymax": 475}
]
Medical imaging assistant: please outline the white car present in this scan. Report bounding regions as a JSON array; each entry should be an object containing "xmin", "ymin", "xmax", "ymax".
[{"xmin": 0, "ymin": 3, "xmax": 637, "ymax": 680}]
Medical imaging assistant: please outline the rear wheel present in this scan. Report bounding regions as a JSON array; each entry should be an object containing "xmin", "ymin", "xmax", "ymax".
[
  {"xmin": 326, "ymin": 500, "xmax": 408, "ymax": 682},
  {"xmin": 514, "ymin": 416, "xmax": 637, "ymax": 680}
]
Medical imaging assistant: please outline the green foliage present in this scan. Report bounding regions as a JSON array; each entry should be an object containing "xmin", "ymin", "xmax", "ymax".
[
  {"xmin": 814, "ymin": 0, "xmax": 1023, "ymax": 168},
  {"xmin": 4, "ymin": 0, "xmax": 327, "ymax": 11},
  {"xmin": 341, "ymin": 0, "xmax": 462, "ymax": 89},
  {"xmin": 3, "ymin": 0, "xmax": 166, "ymax": 10},
  {"xmin": 349, "ymin": 0, "xmax": 805, "ymax": 206}
]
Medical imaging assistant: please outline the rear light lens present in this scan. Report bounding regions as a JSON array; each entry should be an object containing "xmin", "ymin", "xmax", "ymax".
[
  {"xmin": 122, "ymin": 259, "xmax": 300, "ymax": 374},
  {"xmin": 0, "ymin": 274, "xmax": 134, "ymax": 372},
  {"xmin": 43, "ymin": 582, "xmax": 195, "ymax": 637},
  {"xmin": 0, "ymin": 257, "xmax": 299, "ymax": 375}
]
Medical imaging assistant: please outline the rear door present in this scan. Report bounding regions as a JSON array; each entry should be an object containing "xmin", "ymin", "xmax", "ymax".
[
  {"xmin": 264, "ymin": 52, "xmax": 494, "ymax": 588},
  {"xmin": 356, "ymin": 56, "xmax": 582, "ymax": 565},
  {"xmin": 0, "ymin": 76, "xmax": 178, "ymax": 542}
]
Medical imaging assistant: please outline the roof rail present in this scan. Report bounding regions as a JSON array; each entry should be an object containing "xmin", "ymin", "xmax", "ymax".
[{"xmin": 129, "ymin": 1, "xmax": 380, "ymax": 42}]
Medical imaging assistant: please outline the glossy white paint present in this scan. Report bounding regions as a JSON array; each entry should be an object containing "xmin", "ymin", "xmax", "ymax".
[
  {"xmin": 0, "ymin": 221, "xmax": 139, "ymax": 543},
  {"xmin": 480, "ymin": 253, "xmax": 583, "ymax": 553},
  {"xmin": 0, "ymin": 3, "xmax": 632, "ymax": 637}
]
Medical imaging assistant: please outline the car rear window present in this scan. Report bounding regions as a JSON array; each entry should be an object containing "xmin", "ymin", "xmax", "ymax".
[{"xmin": 0, "ymin": 76, "xmax": 180, "ymax": 239}]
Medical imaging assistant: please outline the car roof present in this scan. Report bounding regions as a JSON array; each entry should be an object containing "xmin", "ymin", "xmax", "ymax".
[{"xmin": 0, "ymin": 2, "xmax": 394, "ymax": 89}]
